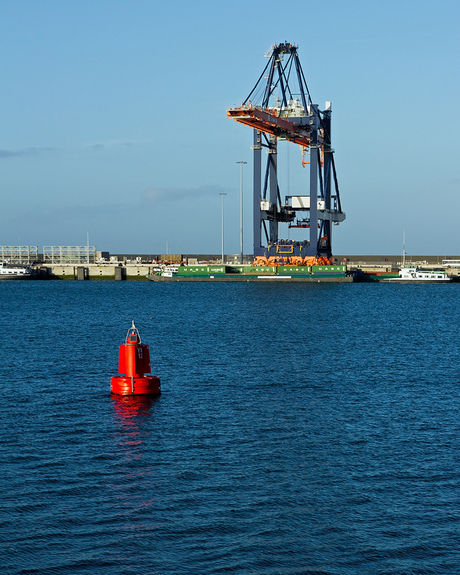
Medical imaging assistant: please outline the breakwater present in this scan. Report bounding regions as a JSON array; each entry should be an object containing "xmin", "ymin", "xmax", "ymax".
[{"xmin": 33, "ymin": 260, "xmax": 460, "ymax": 281}]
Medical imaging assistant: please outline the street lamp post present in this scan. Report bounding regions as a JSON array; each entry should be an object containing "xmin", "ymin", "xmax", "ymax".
[
  {"xmin": 220, "ymin": 193, "xmax": 227, "ymax": 264},
  {"xmin": 236, "ymin": 161, "xmax": 247, "ymax": 264}
]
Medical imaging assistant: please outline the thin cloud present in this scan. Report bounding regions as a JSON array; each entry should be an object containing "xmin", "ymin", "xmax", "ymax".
[
  {"xmin": 0, "ymin": 147, "xmax": 53, "ymax": 159},
  {"xmin": 141, "ymin": 185, "xmax": 228, "ymax": 205},
  {"xmin": 337, "ymin": 38, "xmax": 371, "ymax": 43},
  {"xmin": 85, "ymin": 139, "xmax": 150, "ymax": 151},
  {"xmin": 13, "ymin": 202, "xmax": 130, "ymax": 225}
]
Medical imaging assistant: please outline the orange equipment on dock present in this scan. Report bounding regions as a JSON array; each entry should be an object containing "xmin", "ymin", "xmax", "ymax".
[
  {"xmin": 110, "ymin": 321, "xmax": 160, "ymax": 396},
  {"xmin": 252, "ymin": 255, "xmax": 332, "ymax": 267}
]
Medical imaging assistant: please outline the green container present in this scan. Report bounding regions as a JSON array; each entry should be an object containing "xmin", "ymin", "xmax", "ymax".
[
  {"xmin": 207, "ymin": 266, "xmax": 226, "ymax": 274},
  {"xmin": 248, "ymin": 266, "xmax": 277, "ymax": 274},
  {"xmin": 311, "ymin": 265, "xmax": 346, "ymax": 274},
  {"xmin": 277, "ymin": 266, "xmax": 311, "ymax": 274},
  {"xmin": 177, "ymin": 265, "xmax": 210, "ymax": 275}
]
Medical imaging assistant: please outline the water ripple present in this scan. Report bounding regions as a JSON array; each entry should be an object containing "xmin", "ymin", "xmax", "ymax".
[{"xmin": 1, "ymin": 282, "xmax": 460, "ymax": 574}]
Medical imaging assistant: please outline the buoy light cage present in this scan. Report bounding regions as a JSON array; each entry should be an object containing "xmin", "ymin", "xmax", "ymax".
[{"xmin": 110, "ymin": 321, "xmax": 161, "ymax": 396}]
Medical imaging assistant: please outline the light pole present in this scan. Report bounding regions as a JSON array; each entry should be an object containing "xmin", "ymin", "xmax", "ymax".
[
  {"xmin": 237, "ymin": 161, "xmax": 247, "ymax": 264},
  {"xmin": 220, "ymin": 193, "xmax": 226, "ymax": 264}
]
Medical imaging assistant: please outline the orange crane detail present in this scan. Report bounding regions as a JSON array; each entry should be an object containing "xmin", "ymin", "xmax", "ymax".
[{"xmin": 227, "ymin": 105, "xmax": 313, "ymax": 149}]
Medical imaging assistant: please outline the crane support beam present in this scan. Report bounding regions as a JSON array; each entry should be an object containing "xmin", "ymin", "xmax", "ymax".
[{"xmin": 252, "ymin": 130, "xmax": 262, "ymax": 253}]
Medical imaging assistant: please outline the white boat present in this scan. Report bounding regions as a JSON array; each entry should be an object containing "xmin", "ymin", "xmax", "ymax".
[
  {"xmin": 0, "ymin": 262, "xmax": 34, "ymax": 280},
  {"xmin": 386, "ymin": 267, "xmax": 452, "ymax": 282},
  {"xmin": 389, "ymin": 232, "xmax": 452, "ymax": 281},
  {"xmin": 146, "ymin": 265, "xmax": 179, "ymax": 279},
  {"xmin": 160, "ymin": 267, "xmax": 178, "ymax": 277}
]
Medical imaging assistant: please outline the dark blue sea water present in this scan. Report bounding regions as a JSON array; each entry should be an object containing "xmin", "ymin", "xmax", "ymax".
[{"xmin": 1, "ymin": 281, "xmax": 460, "ymax": 574}]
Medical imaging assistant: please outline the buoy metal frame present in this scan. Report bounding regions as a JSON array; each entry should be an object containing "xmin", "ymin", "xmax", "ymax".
[{"xmin": 110, "ymin": 321, "xmax": 161, "ymax": 396}]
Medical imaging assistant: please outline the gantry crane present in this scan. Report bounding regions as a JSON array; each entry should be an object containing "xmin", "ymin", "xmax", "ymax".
[{"xmin": 227, "ymin": 43, "xmax": 345, "ymax": 263}]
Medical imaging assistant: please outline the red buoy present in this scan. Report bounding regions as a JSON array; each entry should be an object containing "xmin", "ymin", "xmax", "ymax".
[{"xmin": 110, "ymin": 321, "xmax": 161, "ymax": 396}]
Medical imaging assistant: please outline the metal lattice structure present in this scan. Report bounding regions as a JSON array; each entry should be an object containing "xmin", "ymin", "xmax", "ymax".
[
  {"xmin": 0, "ymin": 246, "xmax": 38, "ymax": 264},
  {"xmin": 43, "ymin": 246, "xmax": 96, "ymax": 265},
  {"xmin": 227, "ymin": 43, "xmax": 345, "ymax": 260}
]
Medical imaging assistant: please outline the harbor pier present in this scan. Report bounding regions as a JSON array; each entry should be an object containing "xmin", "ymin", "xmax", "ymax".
[{"xmin": 15, "ymin": 254, "xmax": 460, "ymax": 281}]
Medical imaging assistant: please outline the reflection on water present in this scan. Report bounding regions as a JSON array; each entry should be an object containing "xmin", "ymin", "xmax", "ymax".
[
  {"xmin": 109, "ymin": 395, "xmax": 161, "ymax": 537},
  {"xmin": 111, "ymin": 394, "xmax": 157, "ymax": 421},
  {"xmin": 111, "ymin": 395, "xmax": 159, "ymax": 454}
]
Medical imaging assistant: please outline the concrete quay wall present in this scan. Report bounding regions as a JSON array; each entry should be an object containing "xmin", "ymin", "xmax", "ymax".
[{"xmin": 37, "ymin": 264, "xmax": 152, "ymax": 280}]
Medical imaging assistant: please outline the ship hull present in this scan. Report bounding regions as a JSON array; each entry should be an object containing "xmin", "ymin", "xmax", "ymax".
[
  {"xmin": 147, "ymin": 264, "xmax": 351, "ymax": 282},
  {"xmin": 0, "ymin": 273, "xmax": 34, "ymax": 280}
]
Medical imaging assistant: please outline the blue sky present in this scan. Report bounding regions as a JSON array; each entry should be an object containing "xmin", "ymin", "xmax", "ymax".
[{"xmin": 1, "ymin": 0, "xmax": 459, "ymax": 256}]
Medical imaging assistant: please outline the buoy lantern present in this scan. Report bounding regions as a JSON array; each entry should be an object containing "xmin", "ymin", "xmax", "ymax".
[{"xmin": 111, "ymin": 321, "xmax": 161, "ymax": 396}]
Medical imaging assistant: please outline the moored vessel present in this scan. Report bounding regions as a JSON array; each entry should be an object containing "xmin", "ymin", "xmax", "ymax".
[
  {"xmin": 384, "ymin": 267, "xmax": 452, "ymax": 282},
  {"xmin": 147, "ymin": 262, "xmax": 351, "ymax": 282},
  {"xmin": 0, "ymin": 262, "xmax": 34, "ymax": 280}
]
